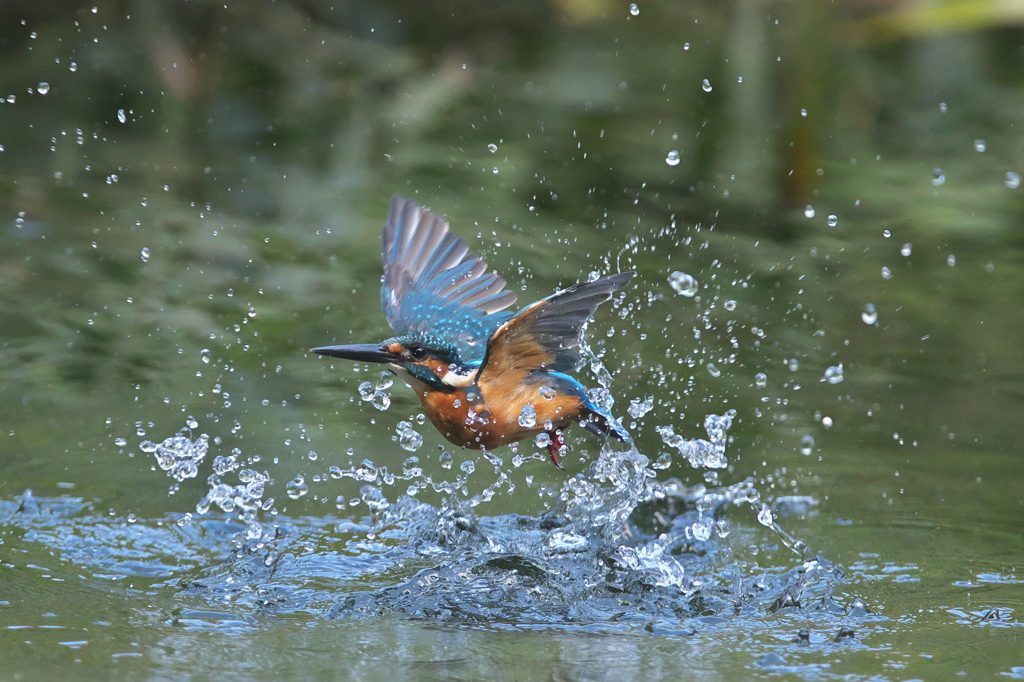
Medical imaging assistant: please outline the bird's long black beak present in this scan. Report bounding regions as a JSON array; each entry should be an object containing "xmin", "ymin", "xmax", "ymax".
[{"xmin": 311, "ymin": 343, "xmax": 397, "ymax": 364}]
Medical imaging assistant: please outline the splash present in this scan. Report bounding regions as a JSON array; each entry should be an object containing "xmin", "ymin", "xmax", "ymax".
[{"xmin": 655, "ymin": 410, "xmax": 735, "ymax": 469}]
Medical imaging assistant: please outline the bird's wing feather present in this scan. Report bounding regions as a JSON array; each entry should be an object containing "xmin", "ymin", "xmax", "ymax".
[
  {"xmin": 380, "ymin": 194, "xmax": 517, "ymax": 361},
  {"xmin": 478, "ymin": 272, "xmax": 633, "ymax": 385}
]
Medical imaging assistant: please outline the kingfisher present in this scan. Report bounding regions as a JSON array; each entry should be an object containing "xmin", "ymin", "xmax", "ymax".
[{"xmin": 312, "ymin": 194, "xmax": 632, "ymax": 468}]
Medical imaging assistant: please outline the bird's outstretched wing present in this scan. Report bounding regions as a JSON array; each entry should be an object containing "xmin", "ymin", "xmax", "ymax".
[
  {"xmin": 478, "ymin": 272, "xmax": 633, "ymax": 384},
  {"xmin": 380, "ymin": 194, "xmax": 517, "ymax": 361}
]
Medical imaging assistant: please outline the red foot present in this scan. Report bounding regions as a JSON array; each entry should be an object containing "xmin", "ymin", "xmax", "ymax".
[{"xmin": 547, "ymin": 430, "xmax": 569, "ymax": 470}]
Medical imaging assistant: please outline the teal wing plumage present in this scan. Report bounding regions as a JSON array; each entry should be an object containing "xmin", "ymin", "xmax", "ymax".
[{"xmin": 380, "ymin": 194, "xmax": 517, "ymax": 363}]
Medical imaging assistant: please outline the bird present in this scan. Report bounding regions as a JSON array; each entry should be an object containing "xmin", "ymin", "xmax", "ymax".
[{"xmin": 312, "ymin": 194, "xmax": 632, "ymax": 469}]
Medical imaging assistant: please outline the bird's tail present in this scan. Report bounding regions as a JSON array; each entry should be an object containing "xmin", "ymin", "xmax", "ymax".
[{"xmin": 578, "ymin": 404, "xmax": 631, "ymax": 442}]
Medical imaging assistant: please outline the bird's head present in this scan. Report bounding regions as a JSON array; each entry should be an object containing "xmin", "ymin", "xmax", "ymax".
[{"xmin": 312, "ymin": 333, "xmax": 479, "ymax": 390}]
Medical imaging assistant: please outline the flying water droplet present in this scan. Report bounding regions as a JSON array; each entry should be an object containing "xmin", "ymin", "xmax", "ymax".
[
  {"xmin": 668, "ymin": 271, "xmax": 698, "ymax": 296},
  {"xmin": 629, "ymin": 3, "xmax": 640, "ymax": 16},
  {"xmin": 286, "ymin": 476, "xmax": 308, "ymax": 499},
  {"xmin": 1005, "ymin": 172, "xmax": 1021, "ymax": 189},
  {"xmin": 487, "ymin": 143, "xmax": 497, "ymax": 153},
  {"xmin": 804, "ymin": 205, "xmax": 815, "ymax": 218},
  {"xmin": 822, "ymin": 364, "xmax": 844, "ymax": 384},
  {"xmin": 665, "ymin": 150, "xmax": 680, "ymax": 166},
  {"xmin": 947, "ymin": 254, "xmax": 956, "ymax": 267},
  {"xmin": 901, "ymin": 243, "xmax": 912, "ymax": 257},
  {"xmin": 371, "ymin": 392, "xmax": 391, "ymax": 411},
  {"xmin": 395, "ymin": 421, "xmax": 423, "ymax": 452},
  {"xmin": 538, "ymin": 385, "xmax": 557, "ymax": 400},
  {"xmin": 518, "ymin": 404, "xmax": 537, "ymax": 428},
  {"xmin": 754, "ymin": 372, "xmax": 767, "ymax": 388},
  {"xmin": 800, "ymin": 435, "xmax": 815, "ymax": 455},
  {"xmin": 973, "ymin": 139, "xmax": 986, "ymax": 153},
  {"xmin": 37, "ymin": 82, "xmax": 49, "ymax": 95},
  {"xmin": 628, "ymin": 396, "xmax": 654, "ymax": 419},
  {"xmin": 140, "ymin": 247, "xmax": 150, "ymax": 262},
  {"xmin": 117, "ymin": 108, "xmax": 127, "ymax": 124},
  {"xmin": 375, "ymin": 372, "xmax": 394, "ymax": 391},
  {"xmin": 861, "ymin": 303, "xmax": 877, "ymax": 325},
  {"xmin": 827, "ymin": 214, "xmax": 838, "ymax": 227},
  {"xmin": 701, "ymin": 78, "xmax": 712, "ymax": 92},
  {"xmin": 932, "ymin": 168, "xmax": 945, "ymax": 186},
  {"xmin": 358, "ymin": 382, "xmax": 375, "ymax": 401}
]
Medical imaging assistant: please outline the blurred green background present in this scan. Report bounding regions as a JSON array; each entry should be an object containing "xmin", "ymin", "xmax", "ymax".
[{"xmin": 1, "ymin": 0, "xmax": 1022, "ymax": 678}]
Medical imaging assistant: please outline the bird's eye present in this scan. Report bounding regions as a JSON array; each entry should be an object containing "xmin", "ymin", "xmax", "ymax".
[{"xmin": 408, "ymin": 346, "xmax": 428, "ymax": 360}]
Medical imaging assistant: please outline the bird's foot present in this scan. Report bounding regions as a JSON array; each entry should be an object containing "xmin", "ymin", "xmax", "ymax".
[{"xmin": 547, "ymin": 429, "xmax": 569, "ymax": 470}]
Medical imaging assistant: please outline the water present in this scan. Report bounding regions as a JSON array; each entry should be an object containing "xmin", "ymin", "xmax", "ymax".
[{"xmin": 2, "ymin": 1, "xmax": 1024, "ymax": 679}]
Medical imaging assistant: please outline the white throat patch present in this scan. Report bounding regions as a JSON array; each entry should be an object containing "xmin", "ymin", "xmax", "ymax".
[{"xmin": 441, "ymin": 366, "xmax": 478, "ymax": 388}]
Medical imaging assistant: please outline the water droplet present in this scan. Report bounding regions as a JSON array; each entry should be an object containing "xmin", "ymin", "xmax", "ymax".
[
  {"xmin": 375, "ymin": 372, "xmax": 394, "ymax": 391},
  {"xmin": 932, "ymin": 168, "xmax": 945, "ymax": 186},
  {"xmin": 492, "ymin": 167, "xmax": 499, "ymax": 174},
  {"xmin": 460, "ymin": 460, "xmax": 475, "ymax": 474},
  {"xmin": 307, "ymin": 450, "xmax": 318, "ymax": 461},
  {"xmin": 439, "ymin": 451, "xmax": 453, "ymax": 469},
  {"xmin": 757, "ymin": 504, "xmax": 774, "ymax": 527},
  {"xmin": 668, "ymin": 271, "xmax": 698, "ymax": 296},
  {"xmin": 140, "ymin": 247, "xmax": 150, "ymax": 262},
  {"xmin": 200, "ymin": 348, "xmax": 211, "ymax": 364},
  {"xmin": 628, "ymin": 396, "xmax": 654, "ymax": 419},
  {"xmin": 69, "ymin": 62, "xmax": 77, "ymax": 72},
  {"xmin": 518, "ymin": 403, "xmax": 537, "ymax": 428},
  {"xmin": 823, "ymin": 364, "xmax": 844, "ymax": 384},
  {"xmin": 395, "ymin": 421, "xmax": 423, "ymax": 452},
  {"xmin": 487, "ymin": 143, "xmax": 497, "ymax": 153},
  {"xmin": 371, "ymin": 392, "xmax": 391, "ymax": 411},
  {"xmin": 37, "ymin": 82, "xmax": 49, "ymax": 95},
  {"xmin": 973, "ymin": 139, "xmax": 986, "ymax": 153},
  {"xmin": 861, "ymin": 303, "xmax": 878, "ymax": 325},
  {"xmin": 754, "ymin": 372, "xmax": 767, "ymax": 388},
  {"xmin": 665, "ymin": 149, "xmax": 680, "ymax": 166},
  {"xmin": 939, "ymin": 102, "xmax": 947, "ymax": 113},
  {"xmin": 723, "ymin": 299, "xmax": 737, "ymax": 312},
  {"xmin": 804, "ymin": 205, "xmax": 815, "ymax": 218},
  {"xmin": 901, "ymin": 242, "xmax": 912, "ymax": 257},
  {"xmin": 629, "ymin": 3, "xmax": 640, "ymax": 15},
  {"xmin": 1006, "ymin": 172, "xmax": 1021, "ymax": 189},
  {"xmin": 701, "ymin": 79, "xmax": 712, "ymax": 92},
  {"xmin": 800, "ymin": 435, "xmax": 815, "ymax": 455},
  {"xmin": 881, "ymin": 266, "xmax": 892, "ymax": 279},
  {"xmin": 706, "ymin": 362, "xmax": 721, "ymax": 378},
  {"xmin": 827, "ymin": 214, "xmax": 838, "ymax": 227},
  {"xmin": 286, "ymin": 476, "xmax": 308, "ymax": 499},
  {"xmin": 117, "ymin": 108, "xmax": 127, "ymax": 124},
  {"xmin": 358, "ymin": 382, "xmax": 375, "ymax": 401},
  {"xmin": 800, "ymin": 108, "xmax": 808, "ymax": 117},
  {"xmin": 114, "ymin": 437, "xmax": 127, "ymax": 447},
  {"xmin": 539, "ymin": 385, "xmax": 557, "ymax": 400},
  {"xmin": 786, "ymin": 358, "xmax": 799, "ymax": 372},
  {"xmin": 947, "ymin": 254, "xmax": 956, "ymax": 267}
]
